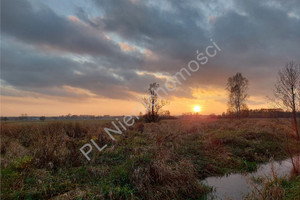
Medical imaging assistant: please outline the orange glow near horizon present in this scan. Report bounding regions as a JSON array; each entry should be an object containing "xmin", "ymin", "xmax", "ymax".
[{"xmin": 0, "ymin": 88, "xmax": 270, "ymax": 117}]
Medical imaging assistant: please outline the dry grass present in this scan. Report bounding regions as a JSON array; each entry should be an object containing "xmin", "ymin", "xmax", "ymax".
[
  {"xmin": 1, "ymin": 118, "xmax": 299, "ymax": 199},
  {"xmin": 245, "ymin": 161, "xmax": 300, "ymax": 200}
]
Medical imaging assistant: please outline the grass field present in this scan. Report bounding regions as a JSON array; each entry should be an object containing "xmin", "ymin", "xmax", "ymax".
[{"xmin": 1, "ymin": 118, "xmax": 300, "ymax": 199}]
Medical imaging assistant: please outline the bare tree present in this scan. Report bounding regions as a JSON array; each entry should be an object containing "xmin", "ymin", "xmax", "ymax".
[
  {"xmin": 226, "ymin": 73, "xmax": 249, "ymax": 118},
  {"xmin": 274, "ymin": 61, "xmax": 300, "ymax": 140},
  {"xmin": 142, "ymin": 82, "xmax": 169, "ymax": 122}
]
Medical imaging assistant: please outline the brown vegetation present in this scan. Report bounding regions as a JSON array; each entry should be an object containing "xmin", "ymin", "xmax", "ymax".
[{"xmin": 1, "ymin": 118, "xmax": 300, "ymax": 199}]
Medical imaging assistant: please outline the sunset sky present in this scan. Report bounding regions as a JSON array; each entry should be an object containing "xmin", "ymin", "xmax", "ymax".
[{"xmin": 1, "ymin": 0, "xmax": 300, "ymax": 116}]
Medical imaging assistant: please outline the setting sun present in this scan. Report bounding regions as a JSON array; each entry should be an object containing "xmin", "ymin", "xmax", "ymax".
[{"xmin": 193, "ymin": 105, "xmax": 201, "ymax": 112}]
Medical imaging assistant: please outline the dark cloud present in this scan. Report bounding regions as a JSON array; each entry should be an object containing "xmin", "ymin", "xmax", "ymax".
[
  {"xmin": 95, "ymin": 0, "xmax": 208, "ymax": 61},
  {"xmin": 1, "ymin": 0, "xmax": 300, "ymax": 102},
  {"xmin": 1, "ymin": 0, "xmax": 116, "ymax": 56},
  {"xmin": 1, "ymin": 39, "xmax": 162, "ymax": 99},
  {"xmin": 1, "ymin": 0, "xmax": 146, "ymax": 71}
]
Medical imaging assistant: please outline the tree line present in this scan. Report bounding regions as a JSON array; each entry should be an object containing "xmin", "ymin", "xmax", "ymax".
[
  {"xmin": 225, "ymin": 61, "xmax": 300, "ymax": 140},
  {"xmin": 142, "ymin": 61, "xmax": 300, "ymax": 139}
]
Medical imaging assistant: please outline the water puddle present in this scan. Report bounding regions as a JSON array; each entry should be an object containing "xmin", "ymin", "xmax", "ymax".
[{"xmin": 203, "ymin": 156, "xmax": 299, "ymax": 200}]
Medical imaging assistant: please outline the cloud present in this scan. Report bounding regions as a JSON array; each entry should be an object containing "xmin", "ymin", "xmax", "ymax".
[
  {"xmin": 2, "ymin": 0, "xmax": 118, "ymax": 56},
  {"xmin": 1, "ymin": 38, "xmax": 164, "ymax": 99},
  {"xmin": 93, "ymin": 0, "xmax": 210, "ymax": 65},
  {"xmin": 1, "ymin": 0, "xmax": 300, "ymax": 107}
]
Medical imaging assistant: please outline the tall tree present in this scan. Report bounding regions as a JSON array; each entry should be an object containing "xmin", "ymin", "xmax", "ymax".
[
  {"xmin": 142, "ymin": 82, "xmax": 169, "ymax": 122},
  {"xmin": 226, "ymin": 73, "xmax": 249, "ymax": 118},
  {"xmin": 274, "ymin": 62, "xmax": 300, "ymax": 140}
]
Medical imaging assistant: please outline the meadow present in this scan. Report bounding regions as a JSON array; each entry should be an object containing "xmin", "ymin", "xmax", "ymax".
[{"xmin": 1, "ymin": 118, "xmax": 300, "ymax": 199}]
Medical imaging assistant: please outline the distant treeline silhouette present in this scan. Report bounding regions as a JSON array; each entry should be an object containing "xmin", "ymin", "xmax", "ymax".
[{"xmin": 221, "ymin": 108, "xmax": 299, "ymax": 118}]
